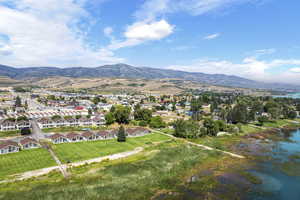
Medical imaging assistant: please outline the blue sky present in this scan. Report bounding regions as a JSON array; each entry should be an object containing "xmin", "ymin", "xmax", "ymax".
[{"xmin": 0, "ymin": 0, "xmax": 300, "ymax": 84}]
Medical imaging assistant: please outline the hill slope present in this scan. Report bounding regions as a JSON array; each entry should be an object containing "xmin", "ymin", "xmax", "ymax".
[{"xmin": 0, "ymin": 63, "xmax": 298, "ymax": 91}]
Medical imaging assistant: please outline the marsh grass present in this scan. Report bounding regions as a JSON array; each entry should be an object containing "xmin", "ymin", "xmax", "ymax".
[{"xmin": 0, "ymin": 141, "xmax": 224, "ymax": 200}]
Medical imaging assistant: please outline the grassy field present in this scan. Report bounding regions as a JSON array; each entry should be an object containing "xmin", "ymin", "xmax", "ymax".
[
  {"xmin": 0, "ymin": 141, "xmax": 229, "ymax": 200},
  {"xmin": 262, "ymin": 119, "xmax": 295, "ymax": 128},
  {"xmin": 0, "ymin": 130, "xmax": 20, "ymax": 138},
  {"xmin": 0, "ymin": 148, "xmax": 56, "ymax": 180},
  {"xmin": 52, "ymin": 133, "xmax": 171, "ymax": 163}
]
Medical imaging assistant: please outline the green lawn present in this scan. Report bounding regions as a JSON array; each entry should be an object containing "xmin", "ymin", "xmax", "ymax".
[
  {"xmin": 263, "ymin": 119, "xmax": 292, "ymax": 128},
  {"xmin": 0, "ymin": 148, "xmax": 56, "ymax": 180},
  {"xmin": 0, "ymin": 130, "xmax": 20, "ymax": 138},
  {"xmin": 52, "ymin": 133, "xmax": 171, "ymax": 163}
]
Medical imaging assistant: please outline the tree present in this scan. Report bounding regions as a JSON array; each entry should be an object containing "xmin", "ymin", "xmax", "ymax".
[
  {"xmin": 268, "ymin": 107, "xmax": 281, "ymax": 120},
  {"xmin": 92, "ymin": 97, "xmax": 101, "ymax": 105},
  {"xmin": 17, "ymin": 116, "xmax": 28, "ymax": 121},
  {"xmin": 113, "ymin": 105, "xmax": 131, "ymax": 124},
  {"xmin": 88, "ymin": 108, "xmax": 93, "ymax": 116},
  {"xmin": 296, "ymin": 104, "xmax": 300, "ymax": 111},
  {"xmin": 264, "ymin": 100, "xmax": 279, "ymax": 112},
  {"xmin": 172, "ymin": 102, "xmax": 176, "ymax": 111},
  {"xmin": 149, "ymin": 116, "xmax": 166, "ymax": 128},
  {"xmin": 24, "ymin": 100, "xmax": 28, "ymax": 110},
  {"xmin": 203, "ymin": 118, "xmax": 219, "ymax": 136},
  {"xmin": 15, "ymin": 96, "xmax": 22, "ymax": 107},
  {"xmin": 139, "ymin": 120, "xmax": 148, "ymax": 127},
  {"xmin": 21, "ymin": 127, "xmax": 31, "ymax": 135},
  {"xmin": 190, "ymin": 98, "xmax": 202, "ymax": 112},
  {"xmin": 51, "ymin": 115, "xmax": 61, "ymax": 120},
  {"xmin": 173, "ymin": 119, "xmax": 200, "ymax": 138},
  {"xmin": 257, "ymin": 116, "xmax": 269, "ymax": 126},
  {"xmin": 287, "ymin": 110, "xmax": 297, "ymax": 119},
  {"xmin": 227, "ymin": 103, "xmax": 248, "ymax": 124},
  {"xmin": 134, "ymin": 108, "xmax": 152, "ymax": 122},
  {"xmin": 105, "ymin": 113, "xmax": 115, "ymax": 125},
  {"xmin": 117, "ymin": 126, "xmax": 126, "ymax": 142},
  {"xmin": 210, "ymin": 101, "xmax": 218, "ymax": 113},
  {"xmin": 215, "ymin": 120, "xmax": 226, "ymax": 131},
  {"xmin": 149, "ymin": 96, "xmax": 156, "ymax": 102},
  {"xmin": 75, "ymin": 115, "xmax": 82, "ymax": 120}
]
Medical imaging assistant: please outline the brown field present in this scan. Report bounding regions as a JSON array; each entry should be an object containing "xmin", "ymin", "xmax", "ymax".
[{"xmin": 25, "ymin": 76, "xmax": 266, "ymax": 95}]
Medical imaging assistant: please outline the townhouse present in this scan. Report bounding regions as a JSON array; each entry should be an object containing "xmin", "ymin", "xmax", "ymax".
[
  {"xmin": 0, "ymin": 119, "xmax": 31, "ymax": 131},
  {"xmin": 47, "ymin": 127, "xmax": 151, "ymax": 144},
  {"xmin": 0, "ymin": 137, "xmax": 40, "ymax": 154}
]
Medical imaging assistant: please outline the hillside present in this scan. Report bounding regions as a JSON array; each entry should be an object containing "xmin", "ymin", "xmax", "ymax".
[{"xmin": 0, "ymin": 64, "xmax": 298, "ymax": 91}]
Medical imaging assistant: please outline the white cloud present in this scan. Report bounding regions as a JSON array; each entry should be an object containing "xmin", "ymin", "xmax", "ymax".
[
  {"xmin": 135, "ymin": 0, "xmax": 260, "ymax": 21},
  {"xmin": 125, "ymin": 20, "xmax": 173, "ymax": 40},
  {"xmin": 108, "ymin": 20, "xmax": 174, "ymax": 50},
  {"xmin": 0, "ymin": 0, "xmax": 123, "ymax": 67},
  {"xmin": 254, "ymin": 48, "xmax": 276, "ymax": 55},
  {"xmin": 166, "ymin": 57, "xmax": 300, "ymax": 84},
  {"xmin": 203, "ymin": 33, "xmax": 220, "ymax": 40},
  {"xmin": 115, "ymin": 0, "xmax": 260, "ymax": 50},
  {"xmin": 104, "ymin": 27, "xmax": 114, "ymax": 38},
  {"xmin": 289, "ymin": 68, "xmax": 300, "ymax": 73}
]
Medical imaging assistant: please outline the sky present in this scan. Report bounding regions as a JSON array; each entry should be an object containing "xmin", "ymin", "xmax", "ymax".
[{"xmin": 0, "ymin": 0, "xmax": 300, "ymax": 84}]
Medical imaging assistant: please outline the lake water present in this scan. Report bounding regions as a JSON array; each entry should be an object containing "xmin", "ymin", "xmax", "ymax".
[
  {"xmin": 247, "ymin": 129, "xmax": 300, "ymax": 200},
  {"xmin": 273, "ymin": 93, "xmax": 300, "ymax": 99}
]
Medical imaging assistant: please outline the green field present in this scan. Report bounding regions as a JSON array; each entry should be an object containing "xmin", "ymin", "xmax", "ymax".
[
  {"xmin": 0, "ymin": 130, "xmax": 20, "ymax": 138},
  {"xmin": 0, "ymin": 141, "xmax": 227, "ymax": 200},
  {"xmin": 0, "ymin": 148, "xmax": 56, "ymax": 180},
  {"xmin": 52, "ymin": 133, "xmax": 171, "ymax": 163}
]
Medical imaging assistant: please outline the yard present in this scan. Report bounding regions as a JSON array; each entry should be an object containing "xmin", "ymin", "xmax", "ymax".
[
  {"xmin": 0, "ymin": 130, "xmax": 20, "ymax": 138},
  {"xmin": 52, "ymin": 133, "xmax": 171, "ymax": 163},
  {"xmin": 0, "ymin": 148, "xmax": 56, "ymax": 180}
]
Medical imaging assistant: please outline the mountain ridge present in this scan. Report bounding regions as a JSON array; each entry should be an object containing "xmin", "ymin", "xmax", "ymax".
[{"xmin": 0, "ymin": 63, "xmax": 298, "ymax": 91}]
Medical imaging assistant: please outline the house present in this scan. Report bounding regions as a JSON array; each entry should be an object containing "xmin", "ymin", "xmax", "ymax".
[
  {"xmin": 0, "ymin": 140, "xmax": 20, "ymax": 154},
  {"xmin": 37, "ymin": 118, "xmax": 56, "ymax": 129},
  {"xmin": 48, "ymin": 133, "xmax": 69, "ymax": 144},
  {"xmin": 0, "ymin": 119, "xmax": 16, "ymax": 131},
  {"xmin": 127, "ymin": 127, "xmax": 150, "ymax": 137},
  {"xmin": 78, "ymin": 117, "xmax": 93, "ymax": 127},
  {"xmin": 66, "ymin": 132, "xmax": 85, "ymax": 142},
  {"xmin": 16, "ymin": 120, "xmax": 31, "ymax": 130},
  {"xmin": 97, "ymin": 130, "xmax": 115, "ymax": 139},
  {"xmin": 92, "ymin": 115, "xmax": 106, "ymax": 126},
  {"xmin": 82, "ymin": 131, "xmax": 98, "ymax": 141},
  {"xmin": 135, "ymin": 127, "xmax": 150, "ymax": 135},
  {"xmin": 19, "ymin": 137, "xmax": 40, "ymax": 149}
]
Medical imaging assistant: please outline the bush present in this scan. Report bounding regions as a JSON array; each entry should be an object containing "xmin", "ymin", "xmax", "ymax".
[
  {"xmin": 139, "ymin": 120, "xmax": 148, "ymax": 127},
  {"xmin": 149, "ymin": 116, "xmax": 166, "ymax": 128},
  {"xmin": 21, "ymin": 128, "xmax": 31, "ymax": 135}
]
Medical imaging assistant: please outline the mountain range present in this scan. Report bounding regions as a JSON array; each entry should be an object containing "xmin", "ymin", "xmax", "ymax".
[{"xmin": 0, "ymin": 63, "xmax": 298, "ymax": 91}]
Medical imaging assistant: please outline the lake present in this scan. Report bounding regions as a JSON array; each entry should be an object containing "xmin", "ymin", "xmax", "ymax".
[
  {"xmin": 273, "ymin": 93, "xmax": 300, "ymax": 99},
  {"xmin": 247, "ymin": 128, "xmax": 300, "ymax": 199}
]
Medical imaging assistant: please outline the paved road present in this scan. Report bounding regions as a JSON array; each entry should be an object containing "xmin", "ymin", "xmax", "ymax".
[{"xmin": 30, "ymin": 120, "xmax": 45, "ymax": 140}]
